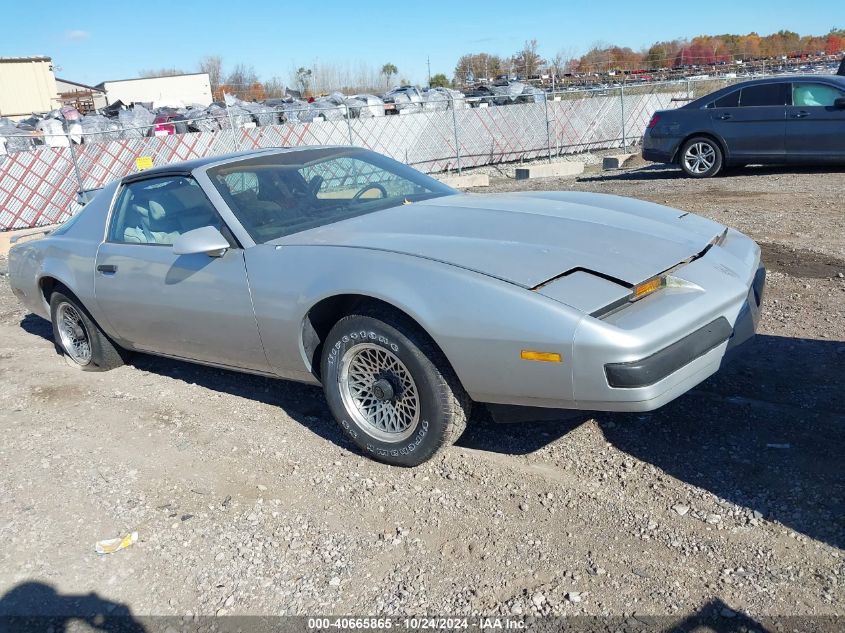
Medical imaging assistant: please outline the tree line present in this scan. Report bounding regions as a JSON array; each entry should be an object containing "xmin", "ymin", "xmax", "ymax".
[
  {"xmin": 139, "ymin": 57, "xmax": 417, "ymax": 100},
  {"xmin": 454, "ymin": 28, "xmax": 845, "ymax": 81},
  {"xmin": 137, "ymin": 27, "xmax": 845, "ymax": 101}
]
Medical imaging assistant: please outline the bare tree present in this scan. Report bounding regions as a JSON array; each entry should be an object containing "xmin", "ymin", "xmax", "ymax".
[
  {"xmin": 198, "ymin": 55, "xmax": 223, "ymax": 92},
  {"xmin": 263, "ymin": 76, "xmax": 286, "ymax": 98},
  {"xmin": 294, "ymin": 67, "xmax": 313, "ymax": 95},
  {"xmin": 225, "ymin": 64, "xmax": 259, "ymax": 87},
  {"xmin": 548, "ymin": 48, "xmax": 576, "ymax": 78},
  {"xmin": 512, "ymin": 39, "xmax": 545, "ymax": 78},
  {"xmin": 290, "ymin": 60, "xmax": 383, "ymax": 94},
  {"xmin": 138, "ymin": 68, "xmax": 186, "ymax": 78},
  {"xmin": 381, "ymin": 63, "xmax": 398, "ymax": 88},
  {"xmin": 501, "ymin": 57, "xmax": 514, "ymax": 79}
]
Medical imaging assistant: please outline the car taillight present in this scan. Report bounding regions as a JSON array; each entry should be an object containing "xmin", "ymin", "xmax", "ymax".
[{"xmin": 646, "ymin": 114, "xmax": 660, "ymax": 128}]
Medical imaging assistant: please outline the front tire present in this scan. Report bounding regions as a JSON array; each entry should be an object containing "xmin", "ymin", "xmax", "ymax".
[
  {"xmin": 321, "ymin": 308, "xmax": 469, "ymax": 466},
  {"xmin": 679, "ymin": 136, "xmax": 723, "ymax": 178},
  {"xmin": 50, "ymin": 290, "xmax": 126, "ymax": 371}
]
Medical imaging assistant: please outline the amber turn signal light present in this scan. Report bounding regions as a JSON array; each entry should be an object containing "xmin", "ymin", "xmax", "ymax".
[
  {"xmin": 632, "ymin": 277, "xmax": 664, "ymax": 300},
  {"xmin": 520, "ymin": 350, "xmax": 562, "ymax": 363}
]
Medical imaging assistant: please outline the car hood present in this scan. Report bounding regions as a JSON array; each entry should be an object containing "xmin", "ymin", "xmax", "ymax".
[{"xmin": 275, "ymin": 192, "xmax": 725, "ymax": 288}]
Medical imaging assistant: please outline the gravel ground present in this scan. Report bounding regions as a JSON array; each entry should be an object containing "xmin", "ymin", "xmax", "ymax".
[{"xmin": 0, "ymin": 164, "xmax": 843, "ymax": 626}]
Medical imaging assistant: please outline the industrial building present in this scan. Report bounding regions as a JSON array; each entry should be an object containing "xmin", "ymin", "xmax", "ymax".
[
  {"xmin": 1, "ymin": 60, "xmax": 214, "ymax": 118},
  {"xmin": 0, "ymin": 57, "xmax": 60, "ymax": 119},
  {"xmin": 95, "ymin": 73, "xmax": 213, "ymax": 107},
  {"xmin": 55, "ymin": 78, "xmax": 107, "ymax": 113}
]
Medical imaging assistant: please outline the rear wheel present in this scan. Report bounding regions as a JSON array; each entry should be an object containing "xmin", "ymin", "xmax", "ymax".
[
  {"xmin": 50, "ymin": 290, "xmax": 126, "ymax": 371},
  {"xmin": 679, "ymin": 136, "xmax": 723, "ymax": 178},
  {"xmin": 321, "ymin": 308, "xmax": 469, "ymax": 466}
]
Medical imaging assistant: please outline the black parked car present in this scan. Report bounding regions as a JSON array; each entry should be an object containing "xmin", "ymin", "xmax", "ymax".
[
  {"xmin": 463, "ymin": 85, "xmax": 497, "ymax": 107},
  {"xmin": 642, "ymin": 76, "xmax": 845, "ymax": 177}
]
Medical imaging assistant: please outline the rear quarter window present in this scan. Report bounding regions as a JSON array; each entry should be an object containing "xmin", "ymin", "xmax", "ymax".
[{"xmin": 709, "ymin": 90, "xmax": 739, "ymax": 108}]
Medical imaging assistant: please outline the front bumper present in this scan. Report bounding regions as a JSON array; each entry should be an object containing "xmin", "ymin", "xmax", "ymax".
[
  {"xmin": 567, "ymin": 229, "xmax": 764, "ymax": 412},
  {"xmin": 604, "ymin": 264, "xmax": 765, "ymax": 389},
  {"xmin": 604, "ymin": 317, "xmax": 733, "ymax": 388}
]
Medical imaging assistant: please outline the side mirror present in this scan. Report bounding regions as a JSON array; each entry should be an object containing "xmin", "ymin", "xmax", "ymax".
[
  {"xmin": 172, "ymin": 226, "xmax": 230, "ymax": 257},
  {"xmin": 834, "ymin": 97, "xmax": 845, "ymax": 109}
]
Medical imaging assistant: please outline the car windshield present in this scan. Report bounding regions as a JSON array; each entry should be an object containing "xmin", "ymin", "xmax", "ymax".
[{"xmin": 207, "ymin": 148, "xmax": 455, "ymax": 243}]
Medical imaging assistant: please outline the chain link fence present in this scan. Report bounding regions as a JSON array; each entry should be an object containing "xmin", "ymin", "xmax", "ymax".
[{"xmin": 0, "ymin": 79, "xmax": 730, "ymax": 231}]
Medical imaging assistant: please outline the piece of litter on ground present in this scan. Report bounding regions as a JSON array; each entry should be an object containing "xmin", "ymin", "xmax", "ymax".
[
  {"xmin": 766, "ymin": 443, "xmax": 791, "ymax": 449},
  {"xmin": 95, "ymin": 531, "xmax": 138, "ymax": 555}
]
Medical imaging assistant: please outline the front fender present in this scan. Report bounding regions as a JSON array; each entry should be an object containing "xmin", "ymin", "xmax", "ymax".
[{"xmin": 245, "ymin": 244, "xmax": 585, "ymax": 406}]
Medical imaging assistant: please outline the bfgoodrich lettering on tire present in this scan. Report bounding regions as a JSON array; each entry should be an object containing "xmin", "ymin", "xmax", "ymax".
[{"xmin": 321, "ymin": 307, "xmax": 470, "ymax": 466}]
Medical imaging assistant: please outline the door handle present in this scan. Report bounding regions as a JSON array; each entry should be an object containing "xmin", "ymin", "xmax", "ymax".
[
  {"xmin": 718, "ymin": 113, "xmax": 732, "ymax": 120},
  {"xmin": 97, "ymin": 264, "xmax": 118, "ymax": 274},
  {"xmin": 792, "ymin": 111, "xmax": 809, "ymax": 119}
]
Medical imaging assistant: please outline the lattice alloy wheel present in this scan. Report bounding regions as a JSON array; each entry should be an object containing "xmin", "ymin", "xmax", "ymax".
[
  {"xmin": 49, "ymin": 290, "xmax": 127, "ymax": 372},
  {"xmin": 55, "ymin": 301, "xmax": 92, "ymax": 366},
  {"xmin": 321, "ymin": 310, "xmax": 470, "ymax": 466},
  {"xmin": 338, "ymin": 343, "xmax": 420, "ymax": 443}
]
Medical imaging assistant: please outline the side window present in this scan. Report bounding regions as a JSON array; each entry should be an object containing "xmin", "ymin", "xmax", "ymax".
[
  {"xmin": 108, "ymin": 176, "xmax": 224, "ymax": 246},
  {"xmin": 710, "ymin": 90, "xmax": 739, "ymax": 108},
  {"xmin": 793, "ymin": 83, "xmax": 844, "ymax": 107},
  {"xmin": 739, "ymin": 84, "xmax": 788, "ymax": 107}
]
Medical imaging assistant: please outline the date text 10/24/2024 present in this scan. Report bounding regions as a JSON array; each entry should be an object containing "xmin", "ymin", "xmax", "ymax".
[{"xmin": 307, "ymin": 617, "xmax": 526, "ymax": 630}]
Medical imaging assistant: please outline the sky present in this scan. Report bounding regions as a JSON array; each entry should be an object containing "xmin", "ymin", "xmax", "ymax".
[{"xmin": 1, "ymin": 0, "xmax": 838, "ymax": 87}]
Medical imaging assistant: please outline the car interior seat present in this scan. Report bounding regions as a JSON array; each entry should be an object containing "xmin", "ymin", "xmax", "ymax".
[
  {"xmin": 123, "ymin": 194, "xmax": 180, "ymax": 245},
  {"xmin": 123, "ymin": 195, "xmax": 155, "ymax": 243}
]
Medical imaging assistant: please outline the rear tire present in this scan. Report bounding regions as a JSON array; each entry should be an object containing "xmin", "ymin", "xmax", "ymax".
[
  {"xmin": 321, "ymin": 307, "xmax": 469, "ymax": 466},
  {"xmin": 679, "ymin": 136, "xmax": 723, "ymax": 178},
  {"xmin": 50, "ymin": 290, "xmax": 126, "ymax": 371}
]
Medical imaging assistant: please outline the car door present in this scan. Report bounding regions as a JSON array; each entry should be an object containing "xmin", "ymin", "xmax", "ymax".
[
  {"xmin": 93, "ymin": 175, "xmax": 271, "ymax": 373},
  {"xmin": 709, "ymin": 83, "xmax": 788, "ymax": 161},
  {"xmin": 786, "ymin": 82, "xmax": 845, "ymax": 160}
]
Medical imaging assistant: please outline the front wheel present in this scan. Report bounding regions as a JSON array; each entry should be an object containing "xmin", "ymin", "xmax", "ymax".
[
  {"xmin": 679, "ymin": 137, "xmax": 723, "ymax": 178},
  {"xmin": 321, "ymin": 309, "xmax": 469, "ymax": 466}
]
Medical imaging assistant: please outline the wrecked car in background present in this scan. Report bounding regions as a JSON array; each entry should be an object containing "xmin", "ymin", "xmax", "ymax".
[
  {"xmin": 382, "ymin": 86, "xmax": 424, "ymax": 114},
  {"xmin": 0, "ymin": 79, "xmax": 557, "ymax": 155}
]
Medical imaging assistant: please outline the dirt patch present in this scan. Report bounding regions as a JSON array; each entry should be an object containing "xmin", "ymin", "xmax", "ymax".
[
  {"xmin": 761, "ymin": 242, "xmax": 845, "ymax": 279},
  {"xmin": 700, "ymin": 188, "xmax": 768, "ymax": 201}
]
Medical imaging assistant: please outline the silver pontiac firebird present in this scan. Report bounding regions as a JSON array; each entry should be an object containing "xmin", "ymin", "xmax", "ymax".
[{"xmin": 8, "ymin": 147, "xmax": 765, "ymax": 466}]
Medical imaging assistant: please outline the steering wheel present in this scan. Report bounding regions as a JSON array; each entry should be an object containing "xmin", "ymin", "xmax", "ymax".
[{"xmin": 352, "ymin": 183, "xmax": 388, "ymax": 201}]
